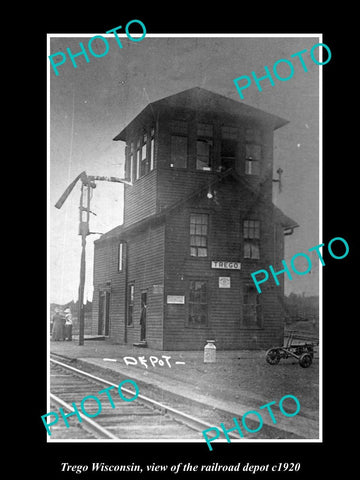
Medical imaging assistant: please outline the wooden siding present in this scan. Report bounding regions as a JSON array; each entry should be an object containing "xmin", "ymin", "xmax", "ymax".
[
  {"xmin": 124, "ymin": 170, "xmax": 157, "ymax": 227},
  {"xmin": 125, "ymin": 223, "xmax": 165, "ymax": 349},
  {"xmin": 163, "ymin": 178, "xmax": 285, "ymax": 350},
  {"xmin": 92, "ymin": 240, "xmax": 126, "ymax": 343},
  {"xmin": 92, "ymin": 95, "xmax": 292, "ymax": 351},
  {"xmin": 92, "ymin": 223, "xmax": 165, "ymax": 349},
  {"xmin": 158, "ymin": 169, "xmax": 218, "ymax": 211}
]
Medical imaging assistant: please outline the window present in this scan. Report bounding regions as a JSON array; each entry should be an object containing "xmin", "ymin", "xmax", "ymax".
[
  {"xmin": 242, "ymin": 285, "xmax": 262, "ymax": 327},
  {"xmin": 196, "ymin": 123, "xmax": 213, "ymax": 171},
  {"xmin": 190, "ymin": 213, "xmax": 208, "ymax": 257},
  {"xmin": 127, "ymin": 283, "xmax": 135, "ymax": 326},
  {"xmin": 118, "ymin": 243, "xmax": 124, "ymax": 271},
  {"xmin": 245, "ymin": 128, "xmax": 262, "ymax": 176},
  {"xmin": 221, "ymin": 139, "xmax": 237, "ymax": 171},
  {"xmin": 140, "ymin": 133, "xmax": 148, "ymax": 177},
  {"xmin": 220, "ymin": 126, "xmax": 239, "ymax": 171},
  {"xmin": 243, "ymin": 220, "xmax": 260, "ymax": 259},
  {"xmin": 188, "ymin": 280, "xmax": 208, "ymax": 326},
  {"xmin": 124, "ymin": 145, "xmax": 131, "ymax": 181},
  {"xmin": 135, "ymin": 138, "xmax": 140, "ymax": 180},
  {"xmin": 132, "ymin": 128, "xmax": 155, "ymax": 180},
  {"xmin": 129, "ymin": 142, "xmax": 135, "ymax": 182},
  {"xmin": 150, "ymin": 127, "xmax": 155, "ymax": 171},
  {"xmin": 196, "ymin": 140, "xmax": 213, "ymax": 170},
  {"xmin": 170, "ymin": 135, "xmax": 188, "ymax": 168}
]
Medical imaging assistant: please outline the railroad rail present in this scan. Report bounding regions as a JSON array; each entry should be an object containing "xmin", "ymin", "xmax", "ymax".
[{"xmin": 49, "ymin": 357, "xmax": 235, "ymax": 441}]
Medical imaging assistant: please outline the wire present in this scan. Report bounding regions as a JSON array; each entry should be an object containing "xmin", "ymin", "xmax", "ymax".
[{"xmin": 59, "ymin": 89, "xmax": 76, "ymax": 304}]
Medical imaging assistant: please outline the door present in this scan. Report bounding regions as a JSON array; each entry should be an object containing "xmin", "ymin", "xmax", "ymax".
[
  {"xmin": 140, "ymin": 291, "xmax": 147, "ymax": 341},
  {"xmin": 98, "ymin": 291, "xmax": 110, "ymax": 336}
]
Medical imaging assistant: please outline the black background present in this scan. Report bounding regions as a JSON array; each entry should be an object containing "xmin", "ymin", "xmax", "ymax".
[{"xmin": 31, "ymin": 10, "xmax": 355, "ymax": 479}]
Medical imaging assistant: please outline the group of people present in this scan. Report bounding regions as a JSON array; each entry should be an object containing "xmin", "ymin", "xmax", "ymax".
[{"xmin": 51, "ymin": 307, "xmax": 73, "ymax": 341}]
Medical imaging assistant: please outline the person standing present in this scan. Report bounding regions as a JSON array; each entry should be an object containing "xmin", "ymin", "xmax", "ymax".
[
  {"xmin": 64, "ymin": 308, "xmax": 73, "ymax": 341},
  {"xmin": 52, "ymin": 308, "xmax": 65, "ymax": 341}
]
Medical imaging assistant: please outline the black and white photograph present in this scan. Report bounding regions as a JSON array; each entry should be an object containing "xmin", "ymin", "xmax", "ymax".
[{"xmin": 40, "ymin": 20, "xmax": 353, "ymax": 478}]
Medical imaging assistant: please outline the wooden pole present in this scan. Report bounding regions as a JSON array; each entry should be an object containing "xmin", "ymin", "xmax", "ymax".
[
  {"xmin": 78, "ymin": 183, "xmax": 88, "ymax": 346},
  {"xmin": 78, "ymin": 234, "xmax": 86, "ymax": 345},
  {"xmin": 54, "ymin": 173, "xmax": 130, "ymax": 346}
]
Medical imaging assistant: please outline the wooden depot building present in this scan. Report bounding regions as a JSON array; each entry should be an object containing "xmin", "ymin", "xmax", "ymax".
[{"xmin": 91, "ymin": 87, "xmax": 298, "ymax": 350}]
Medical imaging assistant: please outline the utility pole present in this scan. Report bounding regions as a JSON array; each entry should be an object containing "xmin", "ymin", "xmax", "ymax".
[
  {"xmin": 77, "ymin": 181, "xmax": 92, "ymax": 345},
  {"xmin": 55, "ymin": 171, "xmax": 132, "ymax": 346}
]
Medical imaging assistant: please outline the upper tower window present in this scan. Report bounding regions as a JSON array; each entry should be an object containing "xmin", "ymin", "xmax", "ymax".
[
  {"xmin": 170, "ymin": 120, "xmax": 188, "ymax": 169},
  {"xmin": 196, "ymin": 123, "xmax": 213, "ymax": 171},
  {"xmin": 170, "ymin": 136, "xmax": 188, "ymax": 168},
  {"xmin": 125, "ymin": 142, "xmax": 134, "ymax": 181},
  {"xmin": 220, "ymin": 125, "xmax": 239, "ymax": 171},
  {"xmin": 245, "ymin": 127, "xmax": 262, "ymax": 176},
  {"xmin": 129, "ymin": 127, "xmax": 155, "ymax": 181},
  {"xmin": 140, "ymin": 133, "xmax": 148, "ymax": 177},
  {"xmin": 150, "ymin": 127, "xmax": 155, "ymax": 171},
  {"xmin": 135, "ymin": 138, "xmax": 141, "ymax": 180}
]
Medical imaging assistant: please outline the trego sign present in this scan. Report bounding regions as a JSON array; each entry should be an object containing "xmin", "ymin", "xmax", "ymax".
[{"xmin": 211, "ymin": 261, "xmax": 241, "ymax": 270}]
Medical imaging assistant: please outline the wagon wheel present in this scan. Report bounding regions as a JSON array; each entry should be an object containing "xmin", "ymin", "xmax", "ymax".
[
  {"xmin": 299, "ymin": 353, "xmax": 312, "ymax": 368},
  {"xmin": 266, "ymin": 348, "xmax": 281, "ymax": 365}
]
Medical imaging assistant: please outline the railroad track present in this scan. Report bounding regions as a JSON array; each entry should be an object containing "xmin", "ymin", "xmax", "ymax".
[
  {"xmin": 48, "ymin": 357, "xmax": 224, "ymax": 441},
  {"xmin": 48, "ymin": 355, "xmax": 309, "ymax": 441}
]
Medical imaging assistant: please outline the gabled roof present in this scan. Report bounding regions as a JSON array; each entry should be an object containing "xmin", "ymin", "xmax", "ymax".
[
  {"xmin": 113, "ymin": 87, "xmax": 289, "ymax": 142},
  {"xmin": 95, "ymin": 168, "xmax": 298, "ymax": 244}
]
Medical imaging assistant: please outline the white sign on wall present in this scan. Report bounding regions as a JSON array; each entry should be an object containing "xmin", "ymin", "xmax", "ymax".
[
  {"xmin": 211, "ymin": 261, "xmax": 241, "ymax": 270},
  {"xmin": 167, "ymin": 295, "xmax": 185, "ymax": 304},
  {"xmin": 219, "ymin": 277, "xmax": 231, "ymax": 288}
]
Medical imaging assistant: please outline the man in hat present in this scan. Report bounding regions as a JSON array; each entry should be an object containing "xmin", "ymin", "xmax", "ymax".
[{"xmin": 64, "ymin": 308, "xmax": 73, "ymax": 341}]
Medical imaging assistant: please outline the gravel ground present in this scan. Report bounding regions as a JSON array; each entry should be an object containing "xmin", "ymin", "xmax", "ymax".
[{"xmin": 50, "ymin": 338, "xmax": 319, "ymax": 419}]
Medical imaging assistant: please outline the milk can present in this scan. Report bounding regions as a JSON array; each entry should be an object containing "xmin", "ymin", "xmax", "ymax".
[{"xmin": 204, "ymin": 340, "xmax": 216, "ymax": 363}]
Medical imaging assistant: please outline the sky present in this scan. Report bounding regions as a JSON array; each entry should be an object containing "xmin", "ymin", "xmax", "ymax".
[{"xmin": 49, "ymin": 34, "xmax": 322, "ymax": 305}]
